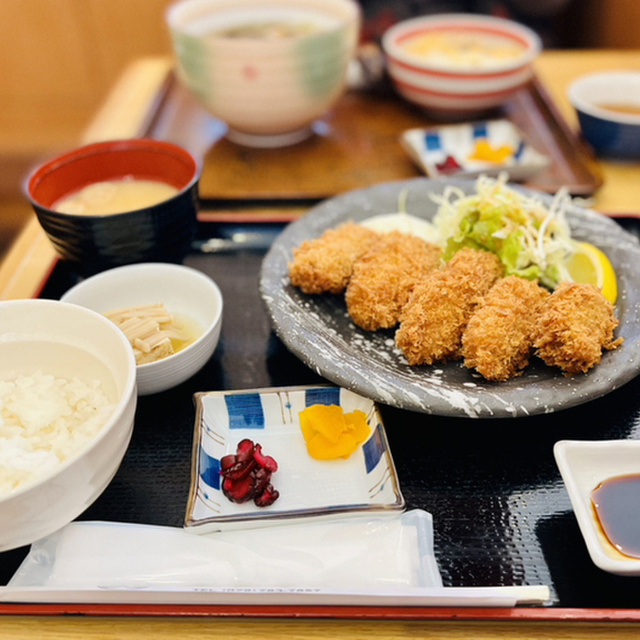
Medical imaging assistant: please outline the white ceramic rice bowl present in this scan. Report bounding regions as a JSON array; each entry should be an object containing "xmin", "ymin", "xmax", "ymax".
[
  {"xmin": 61, "ymin": 263, "xmax": 223, "ymax": 395},
  {"xmin": 0, "ymin": 299, "xmax": 137, "ymax": 552},
  {"xmin": 382, "ymin": 13, "xmax": 541, "ymax": 118}
]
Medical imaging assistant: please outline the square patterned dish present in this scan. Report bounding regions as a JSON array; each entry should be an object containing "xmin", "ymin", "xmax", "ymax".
[
  {"xmin": 401, "ymin": 119, "xmax": 550, "ymax": 181},
  {"xmin": 554, "ymin": 439, "xmax": 640, "ymax": 576},
  {"xmin": 185, "ymin": 385, "xmax": 405, "ymax": 533}
]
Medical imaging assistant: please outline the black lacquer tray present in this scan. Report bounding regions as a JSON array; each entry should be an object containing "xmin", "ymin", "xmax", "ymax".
[{"xmin": 2, "ymin": 218, "xmax": 640, "ymax": 616}]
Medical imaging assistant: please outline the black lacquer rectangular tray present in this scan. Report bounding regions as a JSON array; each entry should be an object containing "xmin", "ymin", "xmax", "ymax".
[{"xmin": 2, "ymin": 218, "xmax": 640, "ymax": 617}]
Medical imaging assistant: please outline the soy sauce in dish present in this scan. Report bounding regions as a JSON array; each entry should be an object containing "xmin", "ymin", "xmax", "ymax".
[{"xmin": 591, "ymin": 474, "xmax": 640, "ymax": 559}]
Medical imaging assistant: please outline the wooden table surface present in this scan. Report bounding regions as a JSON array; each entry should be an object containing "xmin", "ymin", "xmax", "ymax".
[{"xmin": 2, "ymin": 49, "xmax": 640, "ymax": 638}]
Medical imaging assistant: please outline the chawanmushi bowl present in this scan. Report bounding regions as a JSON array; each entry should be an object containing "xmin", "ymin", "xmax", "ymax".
[{"xmin": 381, "ymin": 13, "xmax": 541, "ymax": 120}]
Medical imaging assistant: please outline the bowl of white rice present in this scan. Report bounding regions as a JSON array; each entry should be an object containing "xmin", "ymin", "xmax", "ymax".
[{"xmin": 0, "ymin": 298, "xmax": 137, "ymax": 552}]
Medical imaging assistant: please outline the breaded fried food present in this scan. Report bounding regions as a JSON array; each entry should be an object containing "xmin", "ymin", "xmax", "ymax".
[
  {"xmin": 396, "ymin": 248, "xmax": 504, "ymax": 365},
  {"xmin": 345, "ymin": 231, "xmax": 442, "ymax": 331},
  {"xmin": 288, "ymin": 222, "xmax": 380, "ymax": 295},
  {"xmin": 533, "ymin": 281, "xmax": 623, "ymax": 375},
  {"xmin": 462, "ymin": 276, "xmax": 549, "ymax": 381}
]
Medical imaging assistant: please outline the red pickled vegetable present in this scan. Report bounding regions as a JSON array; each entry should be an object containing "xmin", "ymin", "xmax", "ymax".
[
  {"xmin": 220, "ymin": 439, "xmax": 280, "ymax": 507},
  {"xmin": 254, "ymin": 443, "xmax": 278, "ymax": 473}
]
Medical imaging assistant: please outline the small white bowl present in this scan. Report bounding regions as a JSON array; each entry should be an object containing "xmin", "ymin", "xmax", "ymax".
[
  {"xmin": 382, "ymin": 13, "xmax": 541, "ymax": 119},
  {"xmin": 0, "ymin": 299, "xmax": 137, "ymax": 551},
  {"xmin": 567, "ymin": 71, "xmax": 640, "ymax": 159},
  {"xmin": 554, "ymin": 439, "xmax": 640, "ymax": 576},
  {"xmin": 61, "ymin": 263, "xmax": 223, "ymax": 395}
]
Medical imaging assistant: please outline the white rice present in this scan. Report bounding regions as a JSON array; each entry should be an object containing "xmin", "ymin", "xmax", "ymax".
[{"xmin": 0, "ymin": 370, "xmax": 116, "ymax": 495}]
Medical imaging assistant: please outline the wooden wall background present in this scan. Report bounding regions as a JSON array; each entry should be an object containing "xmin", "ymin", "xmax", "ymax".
[
  {"xmin": 574, "ymin": 0, "xmax": 640, "ymax": 49},
  {"xmin": 0, "ymin": 0, "xmax": 175, "ymax": 256},
  {"xmin": 0, "ymin": 0, "xmax": 174, "ymax": 174},
  {"xmin": 0, "ymin": 0, "xmax": 638, "ymax": 257}
]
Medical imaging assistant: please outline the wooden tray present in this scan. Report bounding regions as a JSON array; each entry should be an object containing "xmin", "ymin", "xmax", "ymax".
[{"xmin": 144, "ymin": 71, "xmax": 602, "ymax": 217}]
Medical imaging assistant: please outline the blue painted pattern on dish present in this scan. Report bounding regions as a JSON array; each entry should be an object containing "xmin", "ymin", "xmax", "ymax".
[
  {"xmin": 199, "ymin": 448, "xmax": 220, "ymax": 490},
  {"xmin": 514, "ymin": 140, "xmax": 525, "ymax": 159},
  {"xmin": 305, "ymin": 386, "xmax": 341, "ymax": 407},
  {"xmin": 472, "ymin": 123, "xmax": 488, "ymax": 138},
  {"xmin": 425, "ymin": 131, "xmax": 441, "ymax": 151},
  {"xmin": 225, "ymin": 393, "xmax": 265, "ymax": 429},
  {"xmin": 363, "ymin": 423, "xmax": 386, "ymax": 474}
]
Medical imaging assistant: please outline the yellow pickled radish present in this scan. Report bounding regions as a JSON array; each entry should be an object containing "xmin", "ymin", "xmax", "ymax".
[
  {"xmin": 299, "ymin": 403, "xmax": 344, "ymax": 444},
  {"xmin": 468, "ymin": 139, "xmax": 514, "ymax": 163},
  {"xmin": 306, "ymin": 431, "xmax": 358, "ymax": 460},
  {"xmin": 298, "ymin": 404, "xmax": 371, "ymax": 460},
  {"xmin": 344, "ymin": 410, "xmax": 370, "ymax": 442},
  {"xmin": 564, "ymin": 241, "xmax": 617, "ymax": 305}
]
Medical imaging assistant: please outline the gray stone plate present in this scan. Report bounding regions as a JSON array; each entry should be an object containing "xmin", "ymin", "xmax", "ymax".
[{"xmin": 260, "ymin": 178, "xmax": 640, "ymax": 418}]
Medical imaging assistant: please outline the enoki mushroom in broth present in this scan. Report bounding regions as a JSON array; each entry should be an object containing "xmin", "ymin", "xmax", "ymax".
[{"xmin": 104, "ymin": 303, "xmax": 198, "ymax": 365}]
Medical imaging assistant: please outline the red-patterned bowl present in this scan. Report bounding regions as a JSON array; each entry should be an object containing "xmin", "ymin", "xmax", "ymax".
[{"xmin": 382, "ymin": 13, "xmax": 541, "ymax": 120}]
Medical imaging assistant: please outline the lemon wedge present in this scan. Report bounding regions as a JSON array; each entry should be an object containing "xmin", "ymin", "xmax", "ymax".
[{"xmin": 564, "ymin": 241, "xmax": 617, "ymax": 304}]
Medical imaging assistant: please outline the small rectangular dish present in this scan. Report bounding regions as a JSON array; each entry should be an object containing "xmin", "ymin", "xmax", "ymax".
[
  {"xmin": 553, "ymin": 439, "xmax": 640, "ymax": 576},
  {"xmin": 185, "ymin": 385, "xmax": 405, "ymax": 533},
  {"xmin": 401, "ymin": 119, "xmax": 550, "ymax": 182}
]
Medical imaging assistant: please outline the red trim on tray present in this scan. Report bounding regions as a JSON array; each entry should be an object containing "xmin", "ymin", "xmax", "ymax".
[
  {"xmin": 1, "ymin": 604, "xmax": 640, "ymax": 622},
  {"xmin": 197, "ymin": 211, "xmax": 302, "ymax": 224}
]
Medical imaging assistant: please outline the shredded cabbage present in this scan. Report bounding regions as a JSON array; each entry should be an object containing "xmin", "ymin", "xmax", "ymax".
[{"xmin": 431, "ymin": 174, "xmax": 574, "ymax": 289}]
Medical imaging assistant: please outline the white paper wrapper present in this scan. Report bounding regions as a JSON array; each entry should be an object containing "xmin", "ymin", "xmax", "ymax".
[
  {"xmin": 8, "ymin": 510, "xmax": 441, "ymax": 591},
  {"xmin": 2, "ymin": 510, "xmax": 549, "ymax": 606}
]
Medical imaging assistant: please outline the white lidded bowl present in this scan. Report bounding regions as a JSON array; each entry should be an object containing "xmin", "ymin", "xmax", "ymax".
[
  {"xmin": 0, "ymin": 299, "xmax": 137, "ymax": 552},
  {"xmin": 382, "ymin": 13, "xmax": 541, "ymax": 119},
  {"xmin": 61, "ymin": 263, "xmax": 223, "ymax": 395},
  {"xmin": 166, "ymin": 0, "xmax": 361, "ymax": 148}
]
